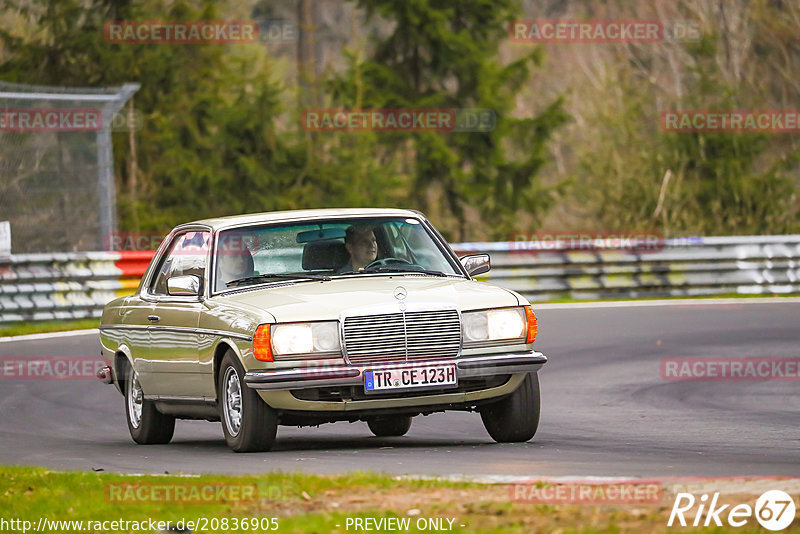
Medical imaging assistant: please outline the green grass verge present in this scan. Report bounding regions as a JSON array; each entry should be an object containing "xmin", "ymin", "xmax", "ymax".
[
  {"xmin": 0, "ymin": 467, "xmax": 476, "ymax": 533},
  {"xmin": 1, "ymin": 466, "xmax": 794, "ymax": 533},
  {"xmin": 0, "ymin": 318, "xmax": 99, "ymax": 338}
]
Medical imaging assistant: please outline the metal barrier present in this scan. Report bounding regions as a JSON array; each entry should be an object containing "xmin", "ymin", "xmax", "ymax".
[
  {"xmin": 453, "ymin": 235, "xmax": 800, "ymax": 301},
  {"xmin": 0, "ymin": 251, "xmax": 152, "ymax": 324},
  {"xmin": 1, "ymin": 235, "xmax": 799, "ymax": 324}
]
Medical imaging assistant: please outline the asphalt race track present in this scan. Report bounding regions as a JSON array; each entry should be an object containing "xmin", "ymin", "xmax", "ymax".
[{"xmin": 1, "ymin": 300, "xmax": 798, "ymax": 478}]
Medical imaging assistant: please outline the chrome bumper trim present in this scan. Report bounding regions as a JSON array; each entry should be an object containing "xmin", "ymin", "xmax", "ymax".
[
  {"xmin": 243, "ymin": 351, "xmax": 547, "ymax": 391},
  {"xmin": 456, "ymin": 351, "xmax": 548, "ymax": 377}
]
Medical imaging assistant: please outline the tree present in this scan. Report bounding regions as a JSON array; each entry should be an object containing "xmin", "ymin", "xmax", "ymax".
[
  {"xmin": 0, "ymin": 0, "xmax": 305, "ymax": 233},
  {"xmin": 324, "ymin": 0, "xmax": 568, "ymax": 240}
]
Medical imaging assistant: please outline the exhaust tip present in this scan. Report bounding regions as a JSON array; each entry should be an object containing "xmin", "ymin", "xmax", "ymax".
[{"xmin": 96, "ymin": 365, "xmax": 113, "ymax": 384}]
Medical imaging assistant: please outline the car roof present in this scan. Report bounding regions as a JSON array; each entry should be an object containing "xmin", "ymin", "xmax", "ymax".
[{"xmin": 178, "ymin": 208, "xmax": 424, "ymax": 231}]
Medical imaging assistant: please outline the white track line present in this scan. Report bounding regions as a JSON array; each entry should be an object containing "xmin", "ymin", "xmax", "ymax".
[
  {"xmin": 0, "ymin": 328, "xmax": 98, "ymax": 343},
  {"xmin": 402, "ymin": 474, "xmax": 800, "ymax": 494}
]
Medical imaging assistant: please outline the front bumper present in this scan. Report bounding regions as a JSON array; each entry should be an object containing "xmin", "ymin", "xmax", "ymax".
[{"xmin": 243, "ymin": 350, "xmax": 547, "ymax": 391}]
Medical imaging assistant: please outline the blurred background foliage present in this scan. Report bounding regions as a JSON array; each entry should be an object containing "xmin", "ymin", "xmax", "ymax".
[{"xmin": 1, "ymin": 0, "xmax": 798, "ymax": 241}]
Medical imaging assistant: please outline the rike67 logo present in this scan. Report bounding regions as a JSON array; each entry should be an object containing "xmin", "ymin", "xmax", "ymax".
[{"xmin": 669, "ymin": 490, "xmax": 796, "ymax": 531}]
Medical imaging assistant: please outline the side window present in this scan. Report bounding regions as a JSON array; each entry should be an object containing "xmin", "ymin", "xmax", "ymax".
[{"xmin": 148, "ymin": 231, "xmax": 210, "ymax": 295}]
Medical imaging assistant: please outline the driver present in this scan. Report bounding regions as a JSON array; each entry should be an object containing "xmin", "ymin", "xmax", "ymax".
[
  {"xmin": 339, "ymin": 224, "xmax": 377, "ymax": 272},
  {"xmin": 216, "ymin": 234, "xmax": 255, "ymax": 289}
]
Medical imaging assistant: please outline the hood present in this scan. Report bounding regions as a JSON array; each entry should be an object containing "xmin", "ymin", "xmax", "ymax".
[{"xmin": 214, "ymin": 275, "xmax": 520, "ymax": 323}]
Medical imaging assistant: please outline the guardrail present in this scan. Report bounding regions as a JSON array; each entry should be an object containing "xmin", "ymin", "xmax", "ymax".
[
  {"xmin": 1, "ymin": 235, "xmax": 799, "ymax": 324},
  {"xmin": 453, "ymin": 235, "xmax": 800, "ymax": 301},
  {"xmin": 0, "ymin": 251, "xmax": 152, "ymax": 324}
]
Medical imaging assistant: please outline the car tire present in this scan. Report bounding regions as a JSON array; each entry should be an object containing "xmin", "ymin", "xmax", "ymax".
[
  {"xmin": 367, "ymin": 415, "xmax": 412, "ymax": 437},
  {"xmin": 218, "ymin": 351, "xmax": 278, "ymax": 453},
  {"xmin": 479, "ymin": 372, "xmax": 540, "ymax": 443},
  {"xmin": 123, "ymin": 362, "xmax": 175, "ymax": 445}
]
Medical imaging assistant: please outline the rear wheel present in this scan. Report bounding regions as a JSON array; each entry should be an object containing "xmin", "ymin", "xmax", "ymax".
[
  {"xmin": 367, "ymin": 415, "xmax": 412, "ymax": 437},
  {"xmin": 123, "ymin": 363, "xmax": 175, "ymax": 445},
  {"xmin": 218, "ymin": 351, "xmax": 278, "ymax": 452},
  {"xmin": 480, "ymin": 373, "xmax": 540, "ymax": 443}
]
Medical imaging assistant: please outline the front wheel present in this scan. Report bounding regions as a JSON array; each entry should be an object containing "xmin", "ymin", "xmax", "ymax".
[
  {"xmin": 367, "ymin": 415, "xmax": 412, "ymax": 437},
  {"xmin": 218, "ymin": 351, "xmax": 278, "ymax": 452},
  {"xmin": 123, "ymin": 363, "xmax": 175, "ymax": 445},
  {"xmin": 480, "ymin": 373, "xmax": 541, "ymax": 443}
]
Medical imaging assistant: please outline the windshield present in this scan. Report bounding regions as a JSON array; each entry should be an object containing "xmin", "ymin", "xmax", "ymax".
[{"xmin": 213, "ymin": 217, "xmax": 463, "ymax": 292}]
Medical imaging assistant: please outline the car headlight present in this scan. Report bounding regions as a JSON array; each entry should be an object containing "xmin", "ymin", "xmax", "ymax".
[
  {"xmin": 462, "ymin": 307, "xmax": 530, "ymax": 344},
  {"xmin": 269, "ymin": 321, "xmax": 341, "ymax": 358}
]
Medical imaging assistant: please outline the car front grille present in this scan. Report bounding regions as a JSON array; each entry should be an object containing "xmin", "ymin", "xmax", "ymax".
[{"xmin": 343, "ymin": 309, "xmax": 461, "ymax": 364}]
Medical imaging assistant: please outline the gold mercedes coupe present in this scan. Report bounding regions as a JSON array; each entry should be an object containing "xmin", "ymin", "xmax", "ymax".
[{"xmin": 98, "ymin": 208, "xmax": 547, "ymax": 452}]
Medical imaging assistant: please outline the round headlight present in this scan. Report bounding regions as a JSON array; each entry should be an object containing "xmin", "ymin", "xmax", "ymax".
[
  {"xmin": 312, "ymin": 322, "xmax": 341, "ymax": 352},
  {"xmin": 463, "ymin": 312, "xmax": 489, "ymax": 341}
]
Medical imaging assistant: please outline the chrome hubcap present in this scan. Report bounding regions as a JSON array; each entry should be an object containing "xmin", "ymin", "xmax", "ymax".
[
  {"xmin": 127, "ymin": 370, "xmax": 143, "ymax": 428},
  {"xmin": 223, "ymin": 367, "xmax": 242, "ymax": 436}
]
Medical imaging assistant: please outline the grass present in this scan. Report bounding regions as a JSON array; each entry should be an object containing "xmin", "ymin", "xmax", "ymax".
[
  {"xmin": 1, "ymin": 466, "xmax": 796, "ymax": 533},
  {"xmin": 0, "ymin": 318, "xmax": 99, "ymax": 338}
]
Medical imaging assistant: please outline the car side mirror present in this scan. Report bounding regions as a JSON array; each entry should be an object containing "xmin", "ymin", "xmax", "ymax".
[
  {"xmin": 167, "ymin": 274, "xmax": 202, "ymax": 297},
  {"xmin": 459, "ymin": 254, "xmax": 490, "ymax": 277}
]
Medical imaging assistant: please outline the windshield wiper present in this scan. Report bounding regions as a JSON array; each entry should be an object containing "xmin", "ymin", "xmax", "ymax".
[
  {"xmin": 340, "ymin": 267, "xmax": 450, "ymax": 277},
  {"xmin": 226, "ymin": 272, "xmax": 331, "ymax": 287}
]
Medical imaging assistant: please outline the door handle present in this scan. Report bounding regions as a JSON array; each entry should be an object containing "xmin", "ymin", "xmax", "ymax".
[{"xmin": 147, "ymin": 315, "xmax": 160, "ymax": 322}]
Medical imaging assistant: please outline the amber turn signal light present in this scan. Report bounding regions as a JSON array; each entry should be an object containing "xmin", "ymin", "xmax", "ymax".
[
  {"xmin": 524, "ymin": 305, "xmax": 537, "ymax": 344},
  {"xmin": 253, "ymin": 324, "xmax": 273, "ymax": 362}
]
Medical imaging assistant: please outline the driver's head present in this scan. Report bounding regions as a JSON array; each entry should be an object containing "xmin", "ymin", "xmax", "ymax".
[
  {"xmin": 344, "ymin": 225, "xmax": 377, "ymax": 270},
  {"xmin": 217, "ymin": 234, "xmax": 254, "ymax": 284}
]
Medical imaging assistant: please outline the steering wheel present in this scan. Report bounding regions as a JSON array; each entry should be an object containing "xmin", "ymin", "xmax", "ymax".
[{"xmin": 365, "ymin": 257, "xmax": 414, "ymax": 270}]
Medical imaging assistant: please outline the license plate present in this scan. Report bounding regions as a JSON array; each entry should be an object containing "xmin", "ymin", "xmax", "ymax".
[{"xmin": 364, "ymin": 363, "xmax": 457, "ymax": 393}]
